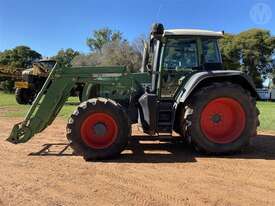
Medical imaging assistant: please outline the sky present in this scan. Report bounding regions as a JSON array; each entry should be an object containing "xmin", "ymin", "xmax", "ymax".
[{"xmin": 0, "ymin": 0, "xmax": 274, "ymax": 57}]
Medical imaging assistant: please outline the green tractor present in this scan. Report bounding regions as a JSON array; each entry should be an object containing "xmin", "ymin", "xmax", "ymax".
[{"xmin": 8, "ymin": 24, "xmax": 259, "ymax": 160}]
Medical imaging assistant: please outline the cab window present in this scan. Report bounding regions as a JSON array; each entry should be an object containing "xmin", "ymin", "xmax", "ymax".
[
  {"xmin": 202, "ymin": 39, "xmax": 221, "ymax": 63},
  {"xmin": 162, "ymin": 38, "xmax": 198, "ymax": 70}
]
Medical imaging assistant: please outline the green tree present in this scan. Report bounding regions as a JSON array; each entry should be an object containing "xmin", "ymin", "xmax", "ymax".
[
  {"xmin": 0, "ymin": 80, "xmax": 14, "ymax": 93},
  {"xmin": 219, "ymin": 34, "xmax": 241, "ymax": 70},
  {"xmin": 86, "ymin": 28, "xmax": 123, "ymax": 52},
  {"xmin": 75, "ymin": 28, "xmax": 142, "ymax": 71},
  {"xmin": 52, "ymin": 48, "xmax": 80, "ymax": 68},
  {"xmin": 73, "ymin": 40, "xmax": 142, "ymax": 72},
  {"xmin": 72, "ymin": 52, "xmax": 101, "ymax": 67},
  {"xmin": 99, "ymin": 40, "xmax": 142, "ymax": 72},
  {"xmin": 0, "ymin": 46, "xmax": 42, "ymax": 69},
  {"xmin": 236, "ymin": 29, "xmax": 274, "ymax": 87}
]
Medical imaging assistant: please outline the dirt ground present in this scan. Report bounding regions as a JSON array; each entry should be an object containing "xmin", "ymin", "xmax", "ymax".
[{"xmin": 0, "ymin": 117, "xmax": 275, "ymax": 206}]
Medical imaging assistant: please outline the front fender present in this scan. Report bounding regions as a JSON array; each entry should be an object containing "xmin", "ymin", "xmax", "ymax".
[{"xmin": 81, "ymin": 83, "xmax": 96, "ymax": 102}]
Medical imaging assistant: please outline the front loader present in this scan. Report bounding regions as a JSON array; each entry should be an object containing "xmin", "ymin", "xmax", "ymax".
[{"xmin": 8, "ymin": 23, "xmax": 259, "ymax": 160}]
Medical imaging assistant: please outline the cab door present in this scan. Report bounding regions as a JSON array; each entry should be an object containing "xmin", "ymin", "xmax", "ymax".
[{"xmin": 159, "ymin": 38, "xmax": 200, "ymax": 99}]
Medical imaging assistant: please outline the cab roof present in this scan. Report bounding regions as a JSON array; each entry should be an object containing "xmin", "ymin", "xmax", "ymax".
[{"xmin": 164, "ymin": 29, "xmax": 224, "ymax": 37}]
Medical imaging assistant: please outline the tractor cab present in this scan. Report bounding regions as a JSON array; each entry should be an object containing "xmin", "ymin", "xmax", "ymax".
[
  {"xmin": 144, "ymin": 23, "xmax": 224, "ymax": 97},
  {"xmin": 138, "ymin": 24, "xmax": 226, "ymax": 134}
]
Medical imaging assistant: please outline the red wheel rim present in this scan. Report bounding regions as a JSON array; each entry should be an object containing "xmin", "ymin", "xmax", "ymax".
[
  {"xmin": 80, "ymin": 113, "xmax": 118, "ymax": 149},
  {"xmin": 200, "ymin": 97, "xmax": 246, "ymax": 144}
]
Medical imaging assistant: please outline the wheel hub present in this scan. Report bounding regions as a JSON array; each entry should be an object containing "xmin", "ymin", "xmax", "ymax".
[
  {"xmin": 93, "ymin": 123, "xmax": 107, "ymax": 137},
  {"xmin": 211, "ymin": 114, "xmax": 222, "ymax": 124},
  {"xmin": 200, "ymin": 97, "xmax": 246, "ymax": 144},
  {"xmin": 80, "ymin": 113, "xmax": 118, "ymax": 149}
]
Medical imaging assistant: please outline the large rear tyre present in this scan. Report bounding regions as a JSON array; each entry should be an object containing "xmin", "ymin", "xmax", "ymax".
[
  {"xmin": 67, "ymin": 98, "xmax": 130, "ymax": 160},
  {"xmin": 15, "ymin": 88, "xmax": 35, "ymax": 105},
  {"xmin": 184, "ymin": 82, "xmax": 259, "ymax": 154}
]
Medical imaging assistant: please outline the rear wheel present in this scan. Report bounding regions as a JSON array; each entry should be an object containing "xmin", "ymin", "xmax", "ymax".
[
  {"xmin": 15, "ymin": 88, "xmax": 35, "ymax": 105},
  {"xmin": 184, "ymin": 82, "xmax": 259, "ymax": 154},
  {"xmin": 67, "ymin": 98, "xmax": 130, "ymax": 160}
]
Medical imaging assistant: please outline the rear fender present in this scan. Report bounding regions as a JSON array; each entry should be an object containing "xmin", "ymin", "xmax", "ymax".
[{"xmin": 175, "ymin": 70, "xmax": 257, "ymax": 104}]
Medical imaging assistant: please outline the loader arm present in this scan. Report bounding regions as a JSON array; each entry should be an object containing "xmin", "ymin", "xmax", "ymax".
[{"xmin": 7, "ymin": 65, "xmax": 129, "ymax": 144}]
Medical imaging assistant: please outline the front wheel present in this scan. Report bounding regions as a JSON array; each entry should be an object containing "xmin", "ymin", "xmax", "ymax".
[
  {"xmin": 15, "ymin": 88, "xmax": 35, "ymax": 105},
  {"xmin": 66, "ymin": 98, "xmax": 130, "ymax": 160},
  {"xmin": 184, "ymin": 82, "xmax": 259, "ymax": 154}
]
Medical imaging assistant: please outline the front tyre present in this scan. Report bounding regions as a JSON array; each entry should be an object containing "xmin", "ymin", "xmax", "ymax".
[
  {"xmin": 67, "ymin": 98, "xmax": 130, "ymax": 160},
  {"xmin": 185, "ymin": 82, "xmax": 259, "ymax": 154},
  {"xmin": 15, "ymin": 88, "xmax": 35, "ymax": 105}
]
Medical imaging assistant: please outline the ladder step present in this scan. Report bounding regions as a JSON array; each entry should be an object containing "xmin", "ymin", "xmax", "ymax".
[
  {"xmin": 158, "ymin": 122, "xmax": 173, "ymax": 126},
  {"xmin": 159, "ymin": 109, "xmax": 172, "ymax": 112}
]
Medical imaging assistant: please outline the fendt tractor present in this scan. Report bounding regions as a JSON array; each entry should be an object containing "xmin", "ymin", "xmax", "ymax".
[
  {"xmin": 8, "ymin": 24, "xmax": 259, "ymax": 160},
  {"xmin": 14, "ymin": 59, "xmax": 83, "ymax": 104}
]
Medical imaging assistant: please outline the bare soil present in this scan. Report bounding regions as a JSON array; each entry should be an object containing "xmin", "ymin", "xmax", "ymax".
[{"xmin": 0, "ymin": 117, "xmax": 275, "ymax": 206}]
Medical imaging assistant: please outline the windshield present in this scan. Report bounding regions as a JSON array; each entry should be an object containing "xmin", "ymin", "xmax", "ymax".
[
  {"xmin": 202, "ymin": 39, "xmax": 221, "ymax": 64},
  {"xmin": 162, "ymin": 38, "xmax": 198, "ymax": 70}
]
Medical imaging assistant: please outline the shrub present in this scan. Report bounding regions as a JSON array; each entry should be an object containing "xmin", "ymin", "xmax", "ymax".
[{"xmin": 0, "ymin": 80, "xmax": 14, "ymax": 93}]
